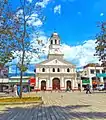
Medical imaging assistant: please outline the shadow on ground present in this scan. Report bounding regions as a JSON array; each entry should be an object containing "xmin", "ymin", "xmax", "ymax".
[
  {"xmin": 92, "ymin": 91, "xmax": 106, "ymax": 94},
  {"xmin": 0, "ymin": 104, "xmax": 106, "ymax": 120}
]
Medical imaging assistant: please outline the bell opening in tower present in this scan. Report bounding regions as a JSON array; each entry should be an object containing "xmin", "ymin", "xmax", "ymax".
[{"xmin": 48, "ymin": 32, "xmax": 64, "ymax": 60}]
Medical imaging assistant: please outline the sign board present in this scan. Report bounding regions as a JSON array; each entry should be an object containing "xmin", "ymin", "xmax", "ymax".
[
  {"xmin": 29, "ymin": 77, "xmax": 36, "ymax": 86},
  {"xmin": 96, "ymin": 73, "xmax": 106, "ymax": 77},
  {"xmin": 82, "ymin": 79, "xmax": 90, "ymax": 85},
  {"xmin": 9, "ymin": 80, "xmax": 28, "ymax": 83}
]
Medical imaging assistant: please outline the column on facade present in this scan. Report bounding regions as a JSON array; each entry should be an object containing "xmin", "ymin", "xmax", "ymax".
[
  {"xmin": 74, "ymin": 79, "xmax": 78, "ymax": 89},
  {"xmin": 48, "ymin": 67, "xmax": 52, "ymax": 90},
  {"xmin": 46, "ymin": 67, "xmax": 50, "ymax": 90},
  {"xmin": 100, "ymin": 77, "xmax": 104, "ymax": 83},
  {"xmin": 47, "ymin": 77, "xmax": 52, "ymax": 90},
  {"xmin": 35, "ymin": 76, "xmax": 39, "ymax": 90},
  {"xmin": 89, "ymin": 77, "xmax": 93, "ymax": 89},
  {"xmin": 48, "ymin": 77, "xmax": 52, "ymax": 90},
  {"xmin": 60, "ymin": 75, "xmax": 65, "ymax": 90},
  {"xmin": 74, "ymin": 73, "xmax": 78, "ymax": 89},
  {"xmin": 72, "ymin": 80, "xmax": 74, "ymax": 90},
  {"xmin": 100, "ymin": 69, "xmax": 104, "ymax": 83},
  {"xmin": 80, "ymin": 80, "xmax": 83, "ymax": 91}
]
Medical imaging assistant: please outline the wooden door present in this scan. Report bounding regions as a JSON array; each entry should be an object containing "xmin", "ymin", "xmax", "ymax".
[
  {"xmin": 41, "ymin": 81, "xmax": 46, "ymax": 91},
  {"xmin": 66, "ymin": 81, "xmax": 71, "ymax": 90},
  {"xmin": 52, "ymin": 78, "xmax": 60, "ymax": 90}
]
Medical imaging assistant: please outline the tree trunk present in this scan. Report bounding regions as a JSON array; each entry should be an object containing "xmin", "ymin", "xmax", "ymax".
[
  {"xmin": 19, "ymin": 50, "xmax": 25, "ymax": 98},
  {"xmin": 19, "ymin": 0, "xmax": 26, "ymax": 98},
  {"xmin": 19, "ymin": 71, "xmax": 23, "ymax": 98}
]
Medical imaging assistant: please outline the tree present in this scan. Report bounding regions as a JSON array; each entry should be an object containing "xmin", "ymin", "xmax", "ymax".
[
  {"xmin": 10, "ymin": 0, "xmax": 46, "ymax": 98},
  {"xmin": 0, "ymin": 0, "xmax": 14, "ymax": 67},
  {"xmin": 0, "ymin": 0, "xmax": 46, "ymax": 98},
  {"xmin": 94, "ymin": 22, "xmax": 106, "ymax": 70}
]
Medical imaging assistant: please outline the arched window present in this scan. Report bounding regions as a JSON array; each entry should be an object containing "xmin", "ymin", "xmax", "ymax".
[
  {"xmin": 67, "ymin": 68, "xmax": 70, "ymax": 72},
  {"xmin": 42, "ymin": 68, "xmax": 45, "ymax": 72},
  {"xmin": 57, "ymin": 68, "xmax": 60, "ymax": 72},
  {"xmin": 53, "ymin": 68, "xmax": 55, "ymax": 72},
  {"xmin": 55, "ymin": 39, "xmax": 57, "ymax": 44},
  {"xmin": 51, "ymin": 40, "xmax": 53, "ymax": 44}
]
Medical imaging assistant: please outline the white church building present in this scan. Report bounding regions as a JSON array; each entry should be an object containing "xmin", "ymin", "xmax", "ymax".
[{"xmin": 35, "ymin": 32, "xmax": 78, "ymax": 91}]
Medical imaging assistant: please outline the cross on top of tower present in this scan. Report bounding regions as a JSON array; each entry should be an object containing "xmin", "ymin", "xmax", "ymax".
[{"xmin": 51, "ymin": 29, "xmax": 59, "ymax": 37}]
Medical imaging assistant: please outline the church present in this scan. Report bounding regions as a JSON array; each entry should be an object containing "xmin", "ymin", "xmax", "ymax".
[{"xmin": 35, "ymin": 32, "xmax": 78, "ymax": 91}]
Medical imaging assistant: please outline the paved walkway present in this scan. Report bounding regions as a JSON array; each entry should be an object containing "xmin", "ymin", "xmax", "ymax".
[{"xmin": 0, "ymin": 91, "xmax": 106, "ymax": 120}]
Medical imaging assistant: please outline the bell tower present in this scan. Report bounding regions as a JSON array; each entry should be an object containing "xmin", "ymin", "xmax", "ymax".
[{"xmin": 48, "ymin": 32, "xmax": 64, "ymax": 60}]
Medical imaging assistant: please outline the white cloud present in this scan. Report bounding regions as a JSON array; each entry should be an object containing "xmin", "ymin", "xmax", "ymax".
[
  {"xmin": 100, "ymin": 13, "xmax": 104, "ymax": 16},
  {"xmin": 31, "ymin": 19, "xmax": 42, "ymax": 26},
  {"xmin": 36, "ymin": 0, "xmax": 51, "ymax": 8},
  {"xmin": 27, "ymin": 0, "xmax": 32, "ymax": 3},
  {"xmin": 15, "ymin": 9, "xmax": 23, "ymax": 18},
  {"xmin": 28, "ymin": 31, "xmax": 49, "ymax": 63},
  {"xmin": 26, "ymin": 13, "xmax": 43, "ymax": 27},
  {"xmin": 31, "ymin": 38, "xmax": 99, "ymax": 68},
  {"xmin": 9, "ymin": 35, "xmax": 100, "ymax": 73},
  {"xmin": 61, "ymin": 40, "xmax": 99, "ymax": 67},
  {"xmin": 30, "ymin": 38, "xmax": 99, "ymax": 68},
  {"xmin": 54, "ymin": 5, "xmax": 61, "ymax": 14}
]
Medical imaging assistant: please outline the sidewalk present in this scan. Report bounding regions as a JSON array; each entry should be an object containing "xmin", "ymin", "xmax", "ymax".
[{"xmin": 0, "ymin": 91, "xmax": 106, "ymax": 120}]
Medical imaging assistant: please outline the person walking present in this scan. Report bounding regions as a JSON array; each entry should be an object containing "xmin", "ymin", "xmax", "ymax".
[
  {"xmin": 14, "ymin": 84, "xmax": 18, "ymax": 96},
  {"xmin": 86, "ymin": 84, "xmax": 91, "ymax": 94},
  {"xmin": 17, "ymin": 84, "xmax": 20, "ymax": 96}
]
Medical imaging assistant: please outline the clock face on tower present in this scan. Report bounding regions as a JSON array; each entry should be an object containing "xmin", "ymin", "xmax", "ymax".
[
  {"xmin": 49, "ymin": 48, "xmax": 62, "ymax": 54},
  {"xmin": 54, "ymin": 48, "xmax": 60, "ymax": 54}
]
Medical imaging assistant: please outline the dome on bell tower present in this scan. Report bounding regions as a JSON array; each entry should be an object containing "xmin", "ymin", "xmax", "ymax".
[{"xmin": 52, "ymin": 32, "xmax": 58, "ymax": 36}]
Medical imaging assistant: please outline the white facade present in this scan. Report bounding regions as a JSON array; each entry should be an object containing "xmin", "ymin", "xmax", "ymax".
[
  {"xmin": 35, "ymin": 33, "xmax": 78, "ymax": 91},
  {"xmin": 82, "ymin": 64, "xmax": 105, "ymax": 88}
]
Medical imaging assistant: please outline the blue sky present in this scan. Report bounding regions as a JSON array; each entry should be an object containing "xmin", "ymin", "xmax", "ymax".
[
  {"xmin": 11, "ymin": 0, "xmax": 106, "ymax": 45},
  {"xmin": 44, "ymin": 0, "xmax": 106, "ymax": 45},
  {"xmin": 9, "ymin": 0, "xmax": 106, "ymax": 72}
]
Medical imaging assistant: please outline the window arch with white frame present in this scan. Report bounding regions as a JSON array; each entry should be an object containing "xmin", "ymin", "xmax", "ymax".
[
  {"xmin": 57, "ymin": 68, "xmax": 60, "ymax": 72},
  {"xmin": 42, "ymin": 68, "xmax": 45, "ymax": 72},
  {"xmin": 67, "ymin": 68, "xmax": 70, "ymax": 72},
  {"xmin": 53, "ymin": 68, "xmax": 55, "ymax": 72}
]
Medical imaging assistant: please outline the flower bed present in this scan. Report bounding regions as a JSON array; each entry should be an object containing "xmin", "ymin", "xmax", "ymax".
[{"xmin": 0, "ymin": 97, "xmax": 42, "ymax": 105}]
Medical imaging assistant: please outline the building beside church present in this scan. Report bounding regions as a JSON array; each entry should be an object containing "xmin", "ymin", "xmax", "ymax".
[
  {"xmin": 35, "ymin": 33, "xmax": 78, "ymax": 91},
  {"xmin": 81, "ymin": 63, "xmax": 106, "ymax": 89}
]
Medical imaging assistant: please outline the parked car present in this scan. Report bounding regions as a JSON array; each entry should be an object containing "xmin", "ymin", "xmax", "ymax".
[{"xmin": 96, "ymin": 84, "xmax": 105, "ymax": 91}]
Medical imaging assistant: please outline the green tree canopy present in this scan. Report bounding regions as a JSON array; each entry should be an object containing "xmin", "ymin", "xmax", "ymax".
[{"xmin": 95, "ymin": 22, "xmax": 106, "ymax": 69}]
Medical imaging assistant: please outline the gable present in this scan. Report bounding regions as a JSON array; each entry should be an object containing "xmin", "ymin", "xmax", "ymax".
[{"xmin": 41, "ymin": 59, "xmax": 72, "ymax": 66}]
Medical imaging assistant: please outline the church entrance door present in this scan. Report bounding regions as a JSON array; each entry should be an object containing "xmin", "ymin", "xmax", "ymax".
[
  {"xmin": 66, "ymin": 81, "xmax": 72, "ymax": 91},
  {"xmin": 41, "ymin": 81, "xmax": 46, "ymax": 91},
  {"xmin": 52, "ymin": 78, "xmax": 60, "ymax": 90}
]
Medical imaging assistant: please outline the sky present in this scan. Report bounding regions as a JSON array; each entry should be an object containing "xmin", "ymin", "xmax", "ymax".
[{"xmin": 9, "ymin": 0, "xmax": 106, "ymax": 72}]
